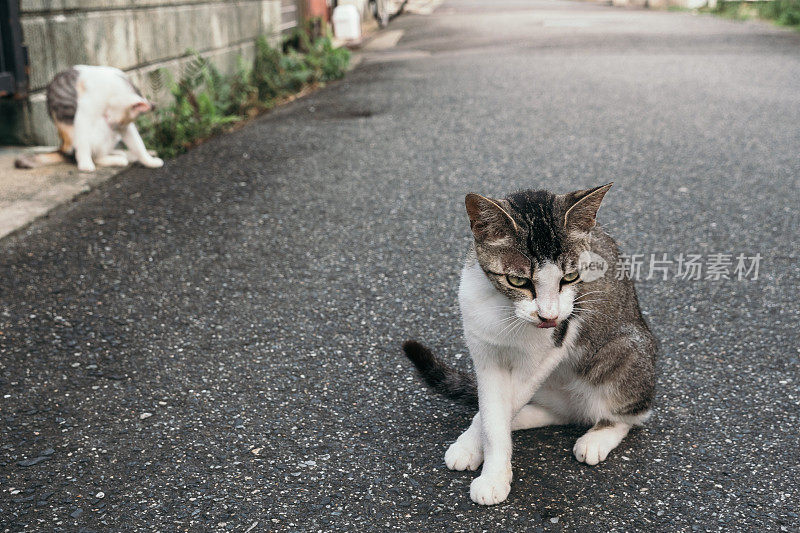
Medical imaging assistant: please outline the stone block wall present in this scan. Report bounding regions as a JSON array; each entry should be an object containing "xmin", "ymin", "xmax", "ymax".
[{"xmin": 2, "ymin": 0, "xmax": 299, "ymax": 145}]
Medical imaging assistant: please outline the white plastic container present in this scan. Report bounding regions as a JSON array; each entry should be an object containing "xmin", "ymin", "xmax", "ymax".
[{"xmin": 332, "ymin": 5, "xmax": 361, "ymax": 41}]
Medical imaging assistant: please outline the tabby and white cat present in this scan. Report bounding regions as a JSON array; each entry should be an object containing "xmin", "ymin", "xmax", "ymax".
[
  {"xmin": 403, "ymin": 184, "xmax": 656, "ymax": 505},
  {"xmin": 15, "ymin": 65, "xmax": 163, "ymax": 172}
]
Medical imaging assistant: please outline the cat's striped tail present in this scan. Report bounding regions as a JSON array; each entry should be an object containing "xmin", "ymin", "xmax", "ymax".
[
  {"xmin": 401, "ymin": 340, "xmax": 478, "ymax": 407},
  {"xmin": 14, "ymin": 151, "xmax": 69, "ymax": 169}
]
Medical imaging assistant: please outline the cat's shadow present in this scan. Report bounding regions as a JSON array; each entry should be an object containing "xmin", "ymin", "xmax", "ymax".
[{"xmin": 504, "ymin": 424, "xmax": 652, "ymax": 514}]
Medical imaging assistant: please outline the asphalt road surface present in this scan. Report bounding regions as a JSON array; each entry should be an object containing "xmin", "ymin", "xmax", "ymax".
[{"xmin": 2, "ymin": 1, "xmax": 799, "ymax": 531}]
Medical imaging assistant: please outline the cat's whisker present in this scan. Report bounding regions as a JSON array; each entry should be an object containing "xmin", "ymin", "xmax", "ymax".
[
  {"xmin": 573, "ymin": 302, "xmax": 601, "ymax": 310},
  {"xmin": 499, "ymin": 317, "xmax": 527, "ymax": 337},
  {"xmin": 572, "ymin": 299, "xmax": 607, "ymax": 306},
  {"xmin": 506, "ymin": 319, "xmax": 527, "ymax": 337},
  {"xmin": 573, "ymin": 302, "xmax": 606, "ymax": 308},
  {"xmin": 495, "ymin": 316, "xmax": 519, "ymax": 328},
  {"xmin": 574, "ymin": 301, "xmax": 604, "ymax": 308},
  {"xmin": 573, "ymin": 291, "xmax": 606, "ymax": 300},
  {"xmin": 497, "ymin": 318, "xmax": 518, "ymax": 336},
  {"xmin": 573, "ymin": 295, "xmax": 609, "ymax": 303},
  {"xmin": 508, "ymin": 320, "xmax": 528, "ymax": 342},
  {"xmin": 499, "ymin": 323, "xmax": 518, "ymax": 337},
  {"xmin": 573, "ymin": 299, "xmax": 606, "ymax": 306},
  {"xmin": 574, "ymin": 294, "xmax": 605, "ymax": 302},
  {"xmin": 482, "ymin": 305, "xmax": 517, "ymax": 312}
]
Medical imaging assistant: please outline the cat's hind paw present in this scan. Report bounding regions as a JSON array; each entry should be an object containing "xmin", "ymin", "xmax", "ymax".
[
  {"xmin": 95, "ymin": 154, "xmax": 129, "ymax": 167},
  {"xmin": 141, "ymin": 157, "xmax": 164, "ymax": 169},
  {"xmin": 445, "ymin": 441, "xmax": 483, "ymax": 471},
  {"xmin": 470, "ymin": 473, "xmax": 511, "ymax": 505}
]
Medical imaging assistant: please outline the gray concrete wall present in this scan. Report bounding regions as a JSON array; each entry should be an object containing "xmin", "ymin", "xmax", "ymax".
[{"xmin": 3, "ymin": 0, "xmax": 298, "ymax": 146}]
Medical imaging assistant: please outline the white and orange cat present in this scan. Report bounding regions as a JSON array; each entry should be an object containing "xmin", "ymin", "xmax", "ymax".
[{"xmin": 15, "ymin": 65, "xmax": 163, "ymax": 172}]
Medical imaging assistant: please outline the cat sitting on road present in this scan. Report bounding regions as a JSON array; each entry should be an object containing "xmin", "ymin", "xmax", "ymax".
[
  {"xmin": 403, "ymin": 183, "xmax": 656, "ymax": 505},
  {"xmin": 15, "ymin": 65, "xmax": 163, "ymax": 172}
]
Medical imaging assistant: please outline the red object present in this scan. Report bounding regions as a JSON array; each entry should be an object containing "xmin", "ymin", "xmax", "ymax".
[{"xmin": 305, "ymin": 0, "xmax": 329, "ymax": 22}]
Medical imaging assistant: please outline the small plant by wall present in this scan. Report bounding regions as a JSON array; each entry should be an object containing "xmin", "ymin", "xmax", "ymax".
[
  {"xmin": 138, "ymin": 24, "xmax": 350, "ymax": 158},
  {"xmin": 702, "ymin": 0, "xmax": 800, "ymax": 28},
  {"xmin": 758, "ymin": 0, "xmax": 800, "ymax": 26}
]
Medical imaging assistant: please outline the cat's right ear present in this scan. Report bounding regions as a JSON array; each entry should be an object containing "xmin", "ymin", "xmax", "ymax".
[
  {"xmin": 131, "ymin": 101, "xmax": 153, "ymax": 114},
  {"xmin": 465, "ymin": 194, "xmax": 518, "ymax": 245}
]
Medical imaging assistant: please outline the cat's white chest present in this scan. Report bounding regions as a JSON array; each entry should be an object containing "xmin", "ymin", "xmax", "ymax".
[{"xmin": 88, "ymin": 119, "xmax": 121, "ymax": 156}]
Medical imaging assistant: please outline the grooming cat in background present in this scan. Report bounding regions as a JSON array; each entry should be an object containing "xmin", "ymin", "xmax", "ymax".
[
  {"xmin": 15, "ymin": 66, "xmax": 163, "ymax": 172},
  {"xmin": 403, "ymin": 183, "xmax": 656, "ymax": 505}
]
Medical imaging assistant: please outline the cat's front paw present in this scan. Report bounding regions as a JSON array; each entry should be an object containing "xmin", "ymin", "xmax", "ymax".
[
  {"xmin": 77, "ymin": 162, "xmax": 96, "ymax": 172},
  {"xmin": 445, "ymin": 441, "xmax": 483, "ymax": 471},
  {"xmin": 470, "ymin": 472, "xmax": 511, "ymax": 505},
  {"xmin": 142, "ymin": 157, "xmax": 164, "ymax": 168},
  {"xmin": 573, "ymin": 431, "xmax": 616, "ymax": 465}
]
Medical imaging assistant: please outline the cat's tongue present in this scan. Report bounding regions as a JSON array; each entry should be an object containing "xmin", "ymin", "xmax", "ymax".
[{"xmin": 537, "ymin": 319, "xmax": 558, "ymax": 329}]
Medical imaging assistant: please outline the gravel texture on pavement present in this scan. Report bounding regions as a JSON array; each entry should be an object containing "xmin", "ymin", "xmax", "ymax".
[{"xmin": 2, "ymin": 0, "xmax": 799, "ymax": 531}]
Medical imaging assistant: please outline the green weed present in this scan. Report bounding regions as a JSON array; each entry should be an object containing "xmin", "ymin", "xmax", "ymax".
[
  {"xmin": 139, "ymin": 25, "xmax": 350, "ymax": 158},
  {"xmin": 702, "ymin": 0, "xmax": 800, "ymax": 27}
]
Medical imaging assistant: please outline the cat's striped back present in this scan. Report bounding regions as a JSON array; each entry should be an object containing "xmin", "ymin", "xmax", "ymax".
[{"xmin": 46, "ymin": 67, "xmax": 79, "ymax": 124}]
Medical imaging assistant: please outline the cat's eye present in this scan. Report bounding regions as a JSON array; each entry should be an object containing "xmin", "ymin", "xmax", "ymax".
[
  {"xmin": 562, "ymin": 271, "xmax": 580, "ymax": 284},
  {"xmin": 506, "ymin": 275, "xmax": 529, "ymax": 288}
]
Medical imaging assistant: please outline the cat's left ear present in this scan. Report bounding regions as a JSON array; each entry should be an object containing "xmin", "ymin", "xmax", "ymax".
[{"xmin": 562, "ymin": 183, "xmax": 613, "ymax": 233}]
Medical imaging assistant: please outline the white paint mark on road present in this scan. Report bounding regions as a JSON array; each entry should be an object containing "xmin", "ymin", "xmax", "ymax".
[{"xmin": 365, "ymin": 30, "xmax": 405, "ymax": 51}]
